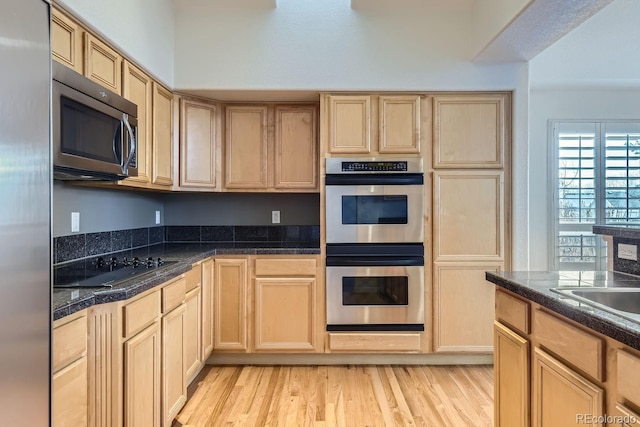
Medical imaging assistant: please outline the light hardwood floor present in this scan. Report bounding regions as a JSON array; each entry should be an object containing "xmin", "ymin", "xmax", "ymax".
[{"xmin": 173, "ymin": 365, "xmax": 493, "ymax": 426}]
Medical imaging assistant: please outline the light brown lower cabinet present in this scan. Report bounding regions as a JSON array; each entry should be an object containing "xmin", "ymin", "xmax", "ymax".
[
  {"xmin": 53, "ymin": 310, "xmax": 88, "ymax": 427},
  {"xmin": 123, "ymin": 322, "xmax": 161, "ymax": 427},
  {"xmin": 162, "ymin": 302, "xmax": 187, "ymax": 426},
  {"xmin": 214, "ymin": 258, "xmax": 248, "ymax": 351},
  {"xmin": 212, "ymin": 256, "xmax": 322, "ymax": 353},
  {"xmin": 201, "ymin": 258, "xmax": 215, "ymax": 360},
  {"xmin": 160, "ymin": 276, "xmax": 187, "ymax": 426},
  {"xmin": 493, "ymin": 288, "xmax": 640, "ymax": 427},
  {"xmin": 53, "ymin": 357, "xmax": 88, "ymax": 427},
  {"xmin": 184, "ymin": 286, "xmax": 202, "ymax": 382},
  {"xmin": 493, "ymin": 321, "xmax": 529, "ymax": 427},
  {"xmin": 532, "ymin": 348, "xmax": 604, "ymax": 427},
  {"xmin": 254, "ymin": 277, "xmax": 316, "ymax": 351}
]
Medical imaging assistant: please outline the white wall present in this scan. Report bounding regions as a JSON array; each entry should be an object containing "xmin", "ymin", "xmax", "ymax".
[
  {"xmin": 528, "ymin": 0, "xmax": 640, "ymax": 270},
  {"xmin": 58, "ymin": 0, "xmax": 175, "ymax": 86},
  {"xmin": 173, "ymin": 0, "xmax": 525, "ymax": 92},
  {"xmin": 528, "ymin": 88, "xmax": 640, "ymax": 270}
]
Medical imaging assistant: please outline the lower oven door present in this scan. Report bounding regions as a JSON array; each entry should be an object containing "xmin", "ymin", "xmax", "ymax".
[{"xmin": 326, "ymin": 265, "xmax": 424, "ymax": 331}]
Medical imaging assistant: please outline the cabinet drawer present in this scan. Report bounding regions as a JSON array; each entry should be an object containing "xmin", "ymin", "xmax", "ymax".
[
  {"xmin": 617, "ymin": 350, "xmax": 640, "ymax": 409},
  {"xmin": 495, "ymin": 289, "xmax": 530, "ymax": 335},
  {"xmin": 255, "ymin": 258, "xmax": 317, "ymax": 276},
  {"xmin": 185, "ymin": 263, "xmax": 201, "ymax": 292},
  {"xmin": 53, "ymin": 313, "xmax": 87, "ymax": 373},
  {"xmin": 163, "ymin": 277, "xmax": 187, "ymax": 314},
  {"xmin": 123, "ymin": 290, "xmax": 160, "ymax": 339},
  {"xmin": 329, "ymin": 332, "xmax": 420, "ymax": 352},
  {"xmin": 534, "ymin": 309, "xmax": 604, "ymax": 381}
]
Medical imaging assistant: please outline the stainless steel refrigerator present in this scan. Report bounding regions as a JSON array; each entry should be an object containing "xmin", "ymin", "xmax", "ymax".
[{"xmin": 0, "ymin": 0, "xmax": 51, "ymax": 425}]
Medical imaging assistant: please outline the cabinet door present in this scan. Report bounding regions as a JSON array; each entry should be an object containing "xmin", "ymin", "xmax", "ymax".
[
  {"xmin": 214, "ymin": 259, "xmax": 248, "ymax": 350},
  {"xmin": 180, "ymin": 98, "xmax": 220, "ymax": 189},
  {"xmin": 184, "ymin": 287, "xmax": 202, "ymax": 383},
  {"xmin": 152, "ymin": 83, "xmax": 174, "ymax": 186},
  {"xmin": 378, "ymin": 95, "xmax": 421, "ymax": 154},
  {"xmin": 53, "ymin": 358, "xmax": 88, "ymax": 427},
  {"xmin": 51, "ymin": 7, "xmax": 83, "ymax": 74},
  {"xmin": 201, "ymin": 258, "xmax": 215, "ymax": 360},
  {"xmin": 433, "ymin": 171, "xmax": 504, "ymax": 261},
  {"xmin": 533, "ymin": 348, "xmax": 604, "ymax": 427},
  {"xmin": 162, "ymin": 304, "xmax": 186, "ymax": 426},
  {"xmin": 224, "ymin": 106, "xmax": 268, "ymax": 189},
  {"xmin": 83, "ymin": 33, "xmax": 122, "ymax": 93},
  {"xmin": 123, "ymin": 322, "xmax": 160, "ymax": 427},
  {"xmin": 327, "ymin": 95, "xmax": 371, "ymax": 154},
  {"xmin": 254, "ymin": 277, "xmax": 316, "ymax": 351},
  {"xmin": 433, "ymin": 94, "xmax": 506, "ymax": 168},
  {"xmin": 274, "ymin": 105, "xmax": 318, "ymax": 190},
  {"xmin": 122, "ymin": 61, "xmax": 152, "ymax": 185},
  {"xmin": 433, "ymin": 263, "xmax": 501, "ymax": 352},
  {"xmin": 494, "ymin": 321, "xmax": 529, "ymax": 427}
]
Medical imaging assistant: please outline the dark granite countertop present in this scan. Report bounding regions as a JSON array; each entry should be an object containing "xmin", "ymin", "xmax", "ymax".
[
  {"xmin": 486, "ymin": 271, "xmax": 640, "ymax": 351},
  {"xmin": 593, "ymin": 224, "xmax": 640, "ymax": 239},
  {"xmin": 53, "ymin": 242, "xmax": 320, "ymax": 321}
]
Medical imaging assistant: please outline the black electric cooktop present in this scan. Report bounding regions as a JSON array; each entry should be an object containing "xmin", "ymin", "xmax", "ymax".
[{"xmin": 54, "ymin": 255, "xmax": 178, "ymax": 288}]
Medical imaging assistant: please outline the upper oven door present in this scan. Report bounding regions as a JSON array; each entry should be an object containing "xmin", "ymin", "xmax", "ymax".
[{"xmin": 325, "ymin": 183, "xmax": 424, "ymax": 243}]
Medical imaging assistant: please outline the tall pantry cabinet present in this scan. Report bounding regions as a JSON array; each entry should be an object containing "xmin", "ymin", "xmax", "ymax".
[{"xmin": 432, "ymin": 93, "xmax": 510, "ymax": 353}]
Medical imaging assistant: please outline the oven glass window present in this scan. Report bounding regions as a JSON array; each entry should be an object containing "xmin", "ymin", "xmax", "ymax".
[
  {"xmin": 342, "ymin": 276, "xmax": 408, "ymax": 305},
  {"xmin": 60, "ymin": 96, "xmax": 122, "ymax": 164},
  {"xmin": 341, "ymin": 195, "xmax": 408, "ymax": 225}
]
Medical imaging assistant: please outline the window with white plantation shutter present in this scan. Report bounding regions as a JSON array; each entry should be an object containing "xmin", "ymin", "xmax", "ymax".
[{"xmin": 551, "ymin": 121, "xmax": 640, "ymax": 270}]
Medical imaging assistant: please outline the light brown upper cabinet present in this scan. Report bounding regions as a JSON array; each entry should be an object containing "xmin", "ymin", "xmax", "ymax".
[
  {"xmin": 324, "ymin": 94, "xmax": 423, "ymax": 155},
  {"xmin": 224, "ymin": 104, "xmax": 319, "ymax": 192},
  {"xmin": 152, "ymin": 83, "xmax": 174, "ymax": 187},
  {"xmin": 51, "ymin": 5, "xmax": 123, "ymax": 94},
  {"xmin": 179, "ymin": 98, "xmax": 221, "ymax": 190},
  {"xmin": 326, "ymin": 95, "xmax": 371, "ymax": 154},
  {"xmin": 122, "ymin": 61, "xmax": 153, "ymax": 186},
  {"xmin": 83, "ymin": 33, "xmax": 122, "ymax": 94},
  {"xmin": 274, "ymin": 105, "xmax": 318, "ymax": 190},
  {"xmin": 378, "ymin": 95, "xmax": 421, "ymax": 154},
  {"xmin": 433, "ymin": 93, "xmax": 507, "ymax": 168},
  {"xmin": 225, "ymin": 105, "xmax": 269, "ymax": 190},
  {"xmin": 51, "ymin": 7, "xmax": 83, "ymax": 74}
]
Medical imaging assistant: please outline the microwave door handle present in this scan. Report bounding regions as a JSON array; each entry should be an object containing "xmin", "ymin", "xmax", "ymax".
[
  {"xmin": 122, "ymin": 113, "xmax": 136, "ymax": 174},
  {"xmin": 112, "ymin": 123, "xmax": 120, "ymax": 164}
]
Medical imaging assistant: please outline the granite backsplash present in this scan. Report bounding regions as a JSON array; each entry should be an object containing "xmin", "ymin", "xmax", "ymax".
[
  {"xmin": 54, "ymin": 225, "xmax": 320, "ymax": 265},
  {"xmin": 613, "ymin": 236, "xmax": 640, "ymax": 276}
]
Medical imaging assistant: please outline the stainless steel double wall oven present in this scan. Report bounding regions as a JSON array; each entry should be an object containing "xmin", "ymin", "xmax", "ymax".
[{"xmin": 325, "ymin": 158, "xmax": 425, "ymax": 331}]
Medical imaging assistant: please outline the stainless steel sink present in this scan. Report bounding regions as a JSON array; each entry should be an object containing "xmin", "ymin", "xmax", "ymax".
[{"xmin": 552, "ymin": 287, "xmax": 640, "ymax": 324}]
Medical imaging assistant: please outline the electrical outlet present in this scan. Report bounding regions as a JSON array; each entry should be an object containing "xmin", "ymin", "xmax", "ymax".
[
  {"xmin": 71, "ymin": 212, "xmax": 80, "ymax": 233},
  {"xmin": 618, "ymin": 243, "xmax": 638, "ymax": 261},
  {"xmin": 155, "ymin": 210, "xmax": 161, "ymax": 225},
  {"xmin": 271, "ymin": 210, "xmax": 281, "ymax": 224}
]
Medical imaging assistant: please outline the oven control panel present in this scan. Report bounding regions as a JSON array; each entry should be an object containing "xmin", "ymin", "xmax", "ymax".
[
  {"xmin": 326, "ymin": 157, "xmax": 423, "ymax": 174},
  {"xmin": 341, "ymin": 161, "xmax": 407, "ymax": 172}
]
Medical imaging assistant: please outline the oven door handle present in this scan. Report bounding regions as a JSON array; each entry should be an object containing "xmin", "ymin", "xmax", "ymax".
[
  {"xmin": 326, "ymin": 256, "xmax": 424, "ymax": 267},
  {"xmin": 325, "ymin": 173, "xmax": 423, "ymax": 186}
]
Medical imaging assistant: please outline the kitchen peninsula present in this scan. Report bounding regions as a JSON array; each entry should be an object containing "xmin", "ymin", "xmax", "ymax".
[{"xmin": 486, "ymin": 225, "xmax": 640, "ymax": 427}]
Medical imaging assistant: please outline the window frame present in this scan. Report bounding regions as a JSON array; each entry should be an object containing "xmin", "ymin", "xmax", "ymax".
[{"xmin": 548, "ymin": 119, "xmax": 640, "ymax": 271}]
